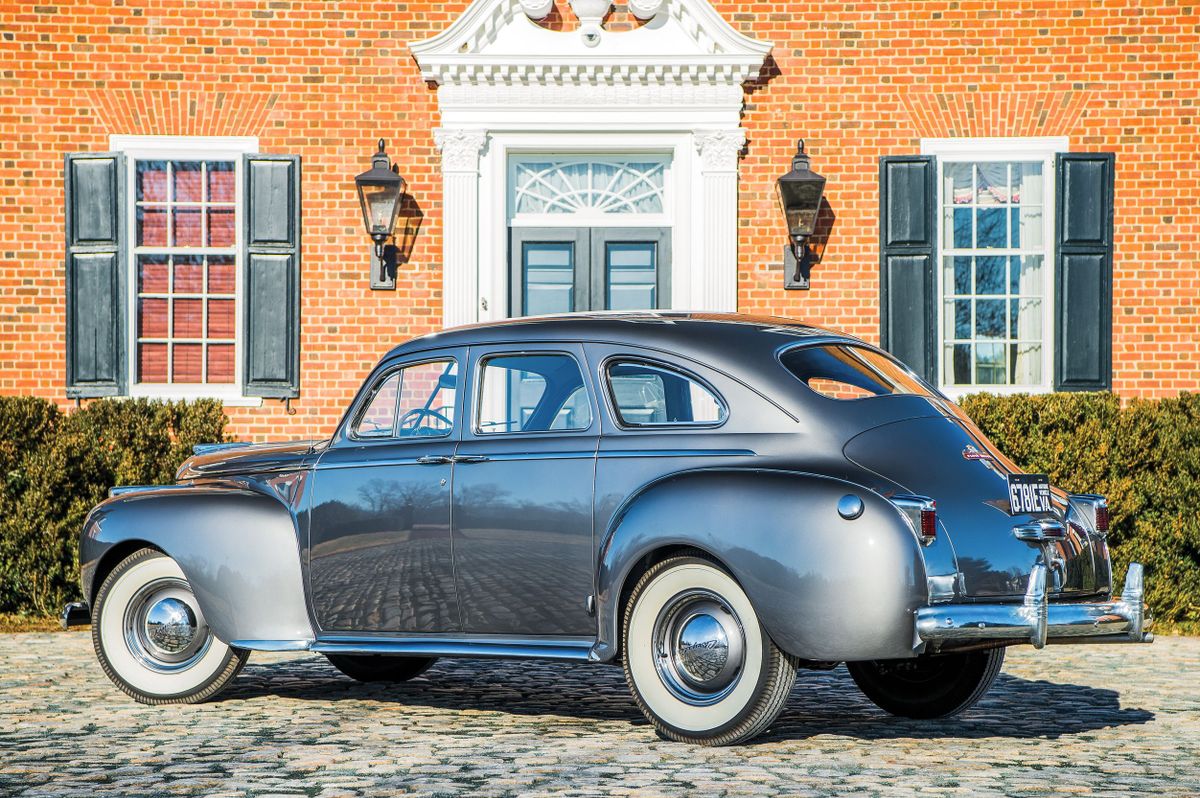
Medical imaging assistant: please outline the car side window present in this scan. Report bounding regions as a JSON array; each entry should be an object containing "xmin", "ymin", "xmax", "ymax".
[
  {"xmin": 477, "ymin": 354, "xmax": 592, "ymax": 434},
  {"xmin": 354, "ymin": 359, "xmax": 458, "ymax": 439},
  {"xmin": 607, "ymin": 360, "xmax": 726, "ymax": 426}
]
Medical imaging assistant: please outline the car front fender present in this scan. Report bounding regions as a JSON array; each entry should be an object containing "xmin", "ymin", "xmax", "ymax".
[
  {"xmin": 80, "ymin": 484, "xmax": 315, "ymax": 649},
  {"xmin": 592, "ymin": 469, "xmax": 928, "ymax": 663}
]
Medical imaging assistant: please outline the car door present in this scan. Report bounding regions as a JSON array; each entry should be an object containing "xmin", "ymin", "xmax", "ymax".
[
  {"xmin": 307, "ymin": 349, "xmax": 465, "ymax": 634},
  {"xmin": 451, "ymin": 343, "xmax": 600, "ymax": 635}
]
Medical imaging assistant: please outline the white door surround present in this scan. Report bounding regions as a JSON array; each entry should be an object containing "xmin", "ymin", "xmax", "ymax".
[{"xmin": 410, "ymin": 0, "xmax": 772, "ymax": 327}]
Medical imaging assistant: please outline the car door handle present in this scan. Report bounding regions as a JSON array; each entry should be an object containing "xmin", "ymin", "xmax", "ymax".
[
  {"xmin": 451, "ymin": 455, "xmax": 490, "ymax": 464},
  {"xmin": 416, "ymin": 455, "xmax": 453, "ymax": 465}
]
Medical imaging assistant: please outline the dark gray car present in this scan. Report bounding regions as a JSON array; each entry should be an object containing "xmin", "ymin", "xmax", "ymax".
[{"xmin": 68, "ymin": 312, "xmax": 1150, "ymax": 745}]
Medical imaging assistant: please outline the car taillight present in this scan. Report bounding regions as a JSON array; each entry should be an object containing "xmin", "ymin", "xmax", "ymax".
[
  {"xmin": 921, "ymin": 504, "xmax": 938, "ymax": 543},
  {"xmin": 892, "ymin": 495, "xmax": 937, "ymax": 546},
  {"xmin": 1095, "ymin": 501, "xmax": 1109, "ymax": 535}
]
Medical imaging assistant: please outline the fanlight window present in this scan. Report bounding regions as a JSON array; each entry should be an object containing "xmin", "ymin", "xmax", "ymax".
[{"xmin": 512, "ymin": 158, "xmax": 667, "ymax": 216}]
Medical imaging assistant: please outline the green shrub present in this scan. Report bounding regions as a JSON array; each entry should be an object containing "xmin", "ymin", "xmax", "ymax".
[
  {"xmin": 961, "ymin": 391, "xmax": 1200, "ymax": 628},
  {"xmin": 0, "ymin": 398, "xmax": 228, "ymax": 614}
]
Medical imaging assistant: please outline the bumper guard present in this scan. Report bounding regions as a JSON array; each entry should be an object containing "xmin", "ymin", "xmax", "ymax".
[{"xmin": 916, "ymin": 563, "xmax": 1152, "ymax": 650}]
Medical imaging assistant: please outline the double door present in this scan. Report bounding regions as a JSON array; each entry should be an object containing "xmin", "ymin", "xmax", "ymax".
[{"xmin": 511, "ymin": 227, "xmax": 670, "ymax": 316}]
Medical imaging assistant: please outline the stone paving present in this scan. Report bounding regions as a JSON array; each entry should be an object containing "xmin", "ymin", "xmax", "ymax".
[{"xmin": 1, "ymin": 632, "xmax": 1198, "ymax": 797}]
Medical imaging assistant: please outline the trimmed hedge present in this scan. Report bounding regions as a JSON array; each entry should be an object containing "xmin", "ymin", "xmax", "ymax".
[
  {"xmin": 0, "ymin": 397, "xmax": 227, "ymax": 615},
  {"xmin": 0, "ymin": 392, "xmax": 1196, "ymax": 629},
  {"xmin": 961, "ymin": 391, "xmax": 1200, "ymax": 628}
]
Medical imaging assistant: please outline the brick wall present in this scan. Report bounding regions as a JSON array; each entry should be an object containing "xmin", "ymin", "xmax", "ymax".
[{"xmin": 1, "ymin": 1, "xmax": 1197, "ymax": 441}]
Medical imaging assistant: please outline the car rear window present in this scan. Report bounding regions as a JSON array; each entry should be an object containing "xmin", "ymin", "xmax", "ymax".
[{"xmin": 781, "ymin": 345, "xmax": 934, "ymax": 400}]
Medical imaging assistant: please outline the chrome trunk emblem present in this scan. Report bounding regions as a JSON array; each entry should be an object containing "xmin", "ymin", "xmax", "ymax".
[{"xmin": 962, "ymin": 445, "xmax": 993, "ymax": 462}]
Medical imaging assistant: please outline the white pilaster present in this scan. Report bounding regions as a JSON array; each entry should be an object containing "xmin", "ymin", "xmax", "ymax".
[
  {"xmin": 694, "ymin": 129, "xmax": 745, "ymax": 312},
  {"xmin": 434, "ymin": 128, "xmax": 488, "ymax": 329}
]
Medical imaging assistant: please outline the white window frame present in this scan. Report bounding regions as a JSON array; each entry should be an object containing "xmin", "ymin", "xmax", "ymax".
[
  {"xmin": 922, "ymin": 137, "xmax": 1066, "ymax": 398},
  {"xmin": 110, "ymin": 135, "xmax": 261, "ymax": 406}
]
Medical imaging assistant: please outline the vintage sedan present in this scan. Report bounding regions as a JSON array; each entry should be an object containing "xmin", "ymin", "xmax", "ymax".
[{"xmin": 67, "ymin": 313, "xmax": 1151, "ymax": 745}]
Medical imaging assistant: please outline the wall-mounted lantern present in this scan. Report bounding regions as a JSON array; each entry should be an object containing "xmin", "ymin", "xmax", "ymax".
[
  {"xmin": 355, "ymin": 139, "xmax": 406, "ymax": 290},
  {"xmin": 776, "ymin": 140, "xmax": 826, "ymax": 290}
]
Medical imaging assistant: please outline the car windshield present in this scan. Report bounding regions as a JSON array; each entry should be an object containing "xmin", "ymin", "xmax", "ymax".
[{"xmin": 781, "ymin": 344, "xmax": 935, "ymax": 400}]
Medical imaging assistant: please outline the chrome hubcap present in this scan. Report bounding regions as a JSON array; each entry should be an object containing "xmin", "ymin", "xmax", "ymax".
[
  {"xmin": 653, "ymin": 591, "xmax": 745, "ymax": 706},
  {"xmin": 123, "ymin": 578, "xmax": 211, "ymax": 672}
]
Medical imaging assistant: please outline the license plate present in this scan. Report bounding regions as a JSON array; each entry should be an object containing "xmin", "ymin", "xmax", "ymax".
[{"xmin": 1007, "ymin": 473, "xmax": 1052, "ymax": 514}]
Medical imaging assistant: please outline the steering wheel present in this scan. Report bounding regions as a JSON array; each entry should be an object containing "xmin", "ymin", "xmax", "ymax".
[{"xmin": 397, "ymin": 407, "xmax": 453, "ymax": 433}]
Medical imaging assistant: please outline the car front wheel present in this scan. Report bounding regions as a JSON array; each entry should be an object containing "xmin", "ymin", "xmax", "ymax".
[
  {"xmin": 622, "ymin": 553, "xmax": 798, "ymax": 746},
  {"xmin": 847, "ymin": 647, "xmax": 1005, "ymax": 719},
  {"xmin": 92, "ymin": 548, "xmax": 249, "ymax": 704}
]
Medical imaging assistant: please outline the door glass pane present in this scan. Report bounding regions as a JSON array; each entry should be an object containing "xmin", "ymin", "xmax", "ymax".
[
  {"xmin": 523, "ymin": 243, "xmax": 574, "ymax": 316},
  {"xmin": 354, "ymin": 360, "xmax": 457, "ymax": 439},
  {"xmin": 607, "ymin": 361, "xmax": 726, "ymax": 426},
  {"xmin": 478, "ymin": 354, "xmax": 591, "ymax": 434},
  {"xmin": 606, "ymin": 242, "xmax": 656, "ymax": 310}
]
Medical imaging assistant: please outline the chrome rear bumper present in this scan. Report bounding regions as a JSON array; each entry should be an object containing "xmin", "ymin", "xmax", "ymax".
[{"xmin": 916, "ymin": 562, "xmax": 1152, "ymax": 650}]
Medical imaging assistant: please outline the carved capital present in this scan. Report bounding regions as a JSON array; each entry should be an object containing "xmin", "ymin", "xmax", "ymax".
[
  {"xmin": 434, "ymin": 128, "xmax": 488, "ymax": 172},
  {"xmin": 694, "ymin": 129, "xmax": 746, "ymax": 172}
]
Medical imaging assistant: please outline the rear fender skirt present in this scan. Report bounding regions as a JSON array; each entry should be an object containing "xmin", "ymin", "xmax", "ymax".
[
  {"xmin": 80, "ymin": 484, "xmax": 315, "ymax": 646},
  {"xmin": 592, "ymin": 469, "xmax": 928, "ymax": 663}
]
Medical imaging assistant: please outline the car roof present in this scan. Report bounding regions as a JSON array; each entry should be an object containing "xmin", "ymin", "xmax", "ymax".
[{"xmin": 383, "ymin": 312, "xmax": 865, "ymax": 364}]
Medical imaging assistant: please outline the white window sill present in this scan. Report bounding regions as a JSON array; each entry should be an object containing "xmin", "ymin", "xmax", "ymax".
[{"xmin": 126, "ymin": 389, "xmax": 263, "ymax": 408}]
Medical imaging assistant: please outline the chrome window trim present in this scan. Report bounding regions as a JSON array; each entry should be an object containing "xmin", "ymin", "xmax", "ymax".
[{"xmin": 345, "ymin": 356, "xmax": 460, "ymax": 444}]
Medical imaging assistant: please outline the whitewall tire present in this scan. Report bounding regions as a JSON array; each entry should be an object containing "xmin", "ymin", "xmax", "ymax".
[
  {"xmin": 622, "ymin": 553, "xmax": 797, "ymax": 745},
  {"xmin": 92, "ymin": 548, "xmax": 249, "ymax": 704}
]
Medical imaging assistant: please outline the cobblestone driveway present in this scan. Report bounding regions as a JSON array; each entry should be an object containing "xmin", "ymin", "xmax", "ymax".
[{"xmin": 1, "ymin": 633, "xmax": 1197, "ymax": 797}]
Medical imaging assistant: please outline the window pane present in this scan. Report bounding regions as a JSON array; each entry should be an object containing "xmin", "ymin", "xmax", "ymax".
[
  {"xmin": 138, "ymin": 298, "xmax": 168, "ymax": 338},
  {"xmin": 395, "ymin": 361, "xmax": 457, "ymax": 438},
  {"xmin": 138, "ymin": 255, "xmax": 169, "ymax": 293},
  {"xmin": 1014, "ymin": 163, "xmax": 1043, "ymax": 204},
  {"xmin": 137, "ymin": 161, "xmax": 169, "ymax": 202},
  {"xmin": 208, "ymin": 257, "xmax": 236, "ymax": 294},
  {"xmin": 975, "ymin": 299, "xmax": 1005, "ymax": 339},
  {"xmin": 479, "ymin": 354, "xmax": 590, "ymax": 434},
  {"xmin": 207, "ymin": 162, "xmax": 236, "ymax": 202},
  {"xmin": 173, "ymin": 208, "xmax": 202, "ymax": 247},
  {"xmin": 138, "ymin": 343, "xmax": 168, "ymax": 383},
  {"xmin": 1010, "ymin": 255, "xmax": 1044, "ymax": 295},
  {"xmin": 173, "ymin": 298, "xmax": 203, "ymax": 338},
  {"xmin": 606, "ymin": 242, "xmax": 656, "ymax": 311},
  {"xmin": 1011, "ymin": 298, "xmax": 1043, "ymax": 340},
  {"xmin": 137, "ymin": 207, "xmax": 169, "ymax": 247},
  {"xmin": 173, "ymin": 256, "xmax": 204, "ymax": 293},
  {"xmin": 949, "ymin": 207, "xmax": 972, "ymax": 248},
  {"xmin": 173, "ymin": 343, "xmax": 203, "ymax": 382},
  {"xmin": 172, "ymin": 161, "xmax": 203, "ymax": 202},
  {"xmin": 208, "ymin": 208, "xmax": 235, "ymax": 247},
  {"xmin": 1010, "ymin": 343, "xmax": 1043, "ymax": 385},
  {"xmin": 609, "ymin": 361, "xmax": 726, "ymax": 422},
  {"xmin": 207, "ymin": 299, "xmax": 235, "ymax": 338},
  {"xmin": 975, "ymin": 256, "xmax": 1006, "ymax": 295},
  {"xmin": 976, "ymin": 207, "xmax": 1006, "ymax": 248},
  {"xmin": 975, "ymin": 342, "xmax": 1006, "ymax": 385},
  {"xmin": 945, "ymin": 163, "xmax": 972, "ymax": 205},
  {"xmin": 207, "ymin": 344, "xmax": 235, "ymax": 384},
  {"xmin": 942, "ymin": 299, "xmax": 970, "ymax": 340},
  {"xmin": 356, "ymin": 373, "xmax": 400, "ymax": 438},
  {"xmin": 523, "ymin": 243, "xmax": 573, "ymax": 316},
  {"xmin": 944, "ymin": 343, "xmax": 972, "ymax": 386},
  {"xmin": 1012, "ymin": 204, "xmax": 1044, "ymax": 248},
  {"xmin": 975, "ymin": 163, "xmax": 1008, "ymax": 205}
]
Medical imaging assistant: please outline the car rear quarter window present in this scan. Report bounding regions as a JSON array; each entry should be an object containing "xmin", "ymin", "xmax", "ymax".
[
  {"xmin": 780, "ymin": 344, "xmax": 934, "ymax": 400},
  {"xmin": 606, "ymin": 360, "xmax": 726, "ymax": 426}
]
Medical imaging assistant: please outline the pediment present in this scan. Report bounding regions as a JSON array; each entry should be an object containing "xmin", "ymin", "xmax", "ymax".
[{"xmin": 410, "ymin": 0, "xmax": 772, "ymax": 85}]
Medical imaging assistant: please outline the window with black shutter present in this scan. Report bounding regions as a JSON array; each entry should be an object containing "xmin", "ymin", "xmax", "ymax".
[
  {"xmin": 63, "ymin": 139, "xmax": 301, "ymax": 401},
  {"xmin": 880, "ymin": 143, "xmax": 1113, "ymax": 394}
]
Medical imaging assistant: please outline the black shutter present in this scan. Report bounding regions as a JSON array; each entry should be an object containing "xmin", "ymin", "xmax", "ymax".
[
  {"xmin": 879, "ymin": 155, "xmax": 937, "ymax": 383},
  {"xmin": 242, "ymin": 154, "xmax": 301, "ymax": 398},
  {"xmin": 1054, "ymin": 153, "xmax": 1114, "ymax": 391},
  {"xmin": 65, "ymin": 152, "xmax": 127, "ymax": 397}
]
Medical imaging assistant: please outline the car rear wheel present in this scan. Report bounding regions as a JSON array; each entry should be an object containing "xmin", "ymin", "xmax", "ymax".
[
  {"xmin": 622, "ymin": 553, "xmax": 798, "ymax": 746},
  {"xmin": 847, "ymin": 647, "xmax": 1005, "ymax": 719},
  {"xmin": 92, "ymin": 548, "xmax": 249, "ymax": 705},
  {"xmin": 325, "ymin": 654, "xmax": 436, "ymax": 683}
]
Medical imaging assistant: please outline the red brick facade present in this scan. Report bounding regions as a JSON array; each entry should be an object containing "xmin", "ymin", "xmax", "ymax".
[{"xmin": 1, "ymin": 1, "xmax": 1197, "ymax": 440}]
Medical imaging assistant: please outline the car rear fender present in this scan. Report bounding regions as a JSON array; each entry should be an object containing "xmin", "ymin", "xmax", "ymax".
[
  {"xmin": 593, "ymin": 468, "xmax": 928, "ymax": 663},
  {"xmin": 80, "ymin": 483, "xmax": 315, "ymax": 648}
]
